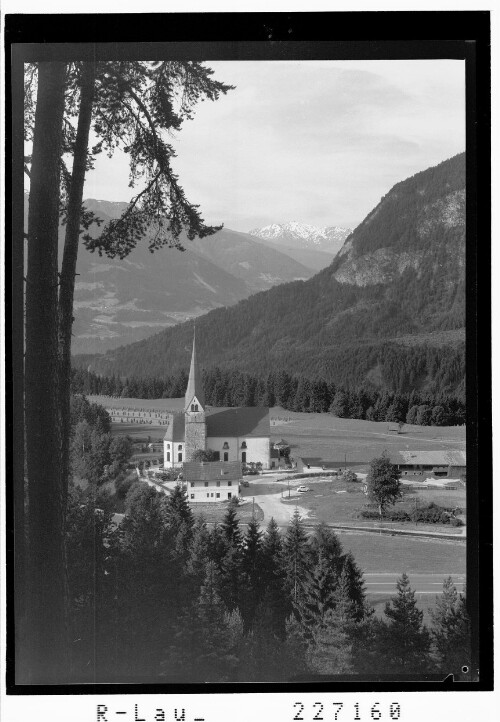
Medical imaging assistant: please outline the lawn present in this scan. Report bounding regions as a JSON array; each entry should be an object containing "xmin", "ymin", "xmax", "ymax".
[
  {"xmin": 339, "ymin": 532, "xmax": 466, "ymax": 574},
  {"xmin": 270, "ymin": 408, "xmax": 465, "ymax": 467},
  {"xmin": 277, "ymin": 478, "xmax": 465, "ymax": 534}
]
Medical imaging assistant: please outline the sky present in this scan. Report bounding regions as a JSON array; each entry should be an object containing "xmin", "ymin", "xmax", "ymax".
[{"xmin": 82, "ymin": 59, "xmax": 466, "ymax": 232}]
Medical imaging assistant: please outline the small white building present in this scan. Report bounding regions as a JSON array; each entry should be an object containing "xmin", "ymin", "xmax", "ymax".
[{"xmin": 184, "ymin": 460, "xmax": 242, "ymax": 502}]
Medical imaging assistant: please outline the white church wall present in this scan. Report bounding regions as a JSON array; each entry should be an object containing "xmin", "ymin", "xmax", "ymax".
[
  {"xmin": 206, "ymin": 436, "xmax": 270, "ymax": 468},
  {"xmin": 163, "ymin": 440, "xmax": 185, "ymax": 468}
]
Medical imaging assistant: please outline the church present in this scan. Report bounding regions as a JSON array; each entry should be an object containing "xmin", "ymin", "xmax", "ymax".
[{"xmin": 163, "ymin": 332, "xmax": 271, "ymax": 471}]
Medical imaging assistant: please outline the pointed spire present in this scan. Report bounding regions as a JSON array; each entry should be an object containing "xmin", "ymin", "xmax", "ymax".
[{"xmin": 185, "ymin": 323, "xmax": 205, "ymax": 411}]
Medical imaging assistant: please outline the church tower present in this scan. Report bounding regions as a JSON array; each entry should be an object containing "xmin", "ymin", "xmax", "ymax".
[{"xmin": 184, "ymin": 328, "xmax": 207, "ymax": 461}]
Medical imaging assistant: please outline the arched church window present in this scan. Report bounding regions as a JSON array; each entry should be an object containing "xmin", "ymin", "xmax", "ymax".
[
  {"xmin": 241, "ymin": 441, "xmax": 247, "ymax": 449},
  {"xmin": 178, "ymin": 444, "xmax": 182, "ymax": 450},
  {"xmin": 223, "ymin": 441, "xmax": 229, "ymax": 449}
]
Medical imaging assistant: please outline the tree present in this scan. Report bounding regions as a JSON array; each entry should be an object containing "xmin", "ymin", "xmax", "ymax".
[
  {"xmin": 240, "ymin": 517, "xmax": 264, "ymax": 630},
  {"xmin": 24, "ymin": 61, "xmax": 68, "ymax": 683},
  {"xmin": 377, "ymin": 573, "xmax": 432, "ymax": 674},
  {"xmin": 366, "ymin": 452, "xmax": 402, "ymax": 516},
  {"xmin": 108, "ymin": 435, "xmax": 133, "ymax": 479},
  {"xmin": 70, "ymin": 421, "xmax": 111, "ymax": 486},
  {"xmin": 306, "ymin": 568, "xmax": 356, "ymax": 675},
  {"xmin": 282, "ymin": 510, "xmax": 311, "ymax": 605},
  {"xmin": 192, "ymin": 448, "xmax": 220, "ymax": 462},
  {"xmin": 431, "ymin": 405, "xmax": 447, "ymax": 426},
  {"xmin": 342, "ymin": 469, "xmax": 358, "ymax": 484},
  {"xmin": 416, "ymin": 404, "xmax": 433, "ymax": 426},
  {"xmin": 406, "ymin": 404, "xmax": 419, "ymax": 425},
  {"xmin": 23, "ymin": 59, "xmax": 232, "ymax": 680},
  {"xmin": 430, "ymin": 578, "xmax": 471, "ymax": 677}
]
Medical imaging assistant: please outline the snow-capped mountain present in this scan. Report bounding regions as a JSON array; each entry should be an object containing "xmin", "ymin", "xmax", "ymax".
[{"xmin": 249, "ymin": 221, "xmax": 352, "ymax": 255}]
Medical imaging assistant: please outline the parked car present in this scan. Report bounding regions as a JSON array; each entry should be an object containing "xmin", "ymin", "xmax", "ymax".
[
  {"xmin": 297, "ymin": 485, "xmax": 310, "ymax": 493},
  {"xmin": 241, "ymin": 480, "xmax": 250, "ymax": 487}
]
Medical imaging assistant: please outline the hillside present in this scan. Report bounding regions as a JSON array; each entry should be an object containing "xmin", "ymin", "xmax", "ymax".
[
  {"xmin": 77, "ymin": 153, "xmax": 465, "ymax": 396},
  {"xmin": 25, "ymin": 197, "xmax": 315, "ymax": 353}
]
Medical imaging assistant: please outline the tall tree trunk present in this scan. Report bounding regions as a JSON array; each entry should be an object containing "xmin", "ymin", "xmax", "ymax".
[
  {"xmin": 59, "ymin": 61, "xmax": 96, "ymax": 509},
  {"xmin": 25, "ymin": 61, "xmax": 67, "ymax": 684}
]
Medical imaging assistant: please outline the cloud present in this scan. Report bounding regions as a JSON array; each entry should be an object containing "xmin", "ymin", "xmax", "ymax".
[{"xmin": 83, "ymin": 59, "xmax": 465, "ymax": 231}]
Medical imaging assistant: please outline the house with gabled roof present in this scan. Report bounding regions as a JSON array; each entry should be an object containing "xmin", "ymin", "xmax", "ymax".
[
  {"xmin": 184, "ymin": 461, "xmax": 242, "ymax": 502},
  {"xmin": 396, "ymin": 449, "xmax": 466, "ymax": 477},
  {"xmin": 163, "ymin": 331, "xmax": 271, "ymax": 475}
]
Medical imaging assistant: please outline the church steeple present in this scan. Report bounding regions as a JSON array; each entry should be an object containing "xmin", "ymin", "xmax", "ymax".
[{"xmin": 185, "ymin": 326, "xmax": 205, "ymax": 411}]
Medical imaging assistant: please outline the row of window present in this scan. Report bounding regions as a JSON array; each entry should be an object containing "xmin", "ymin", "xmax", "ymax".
[
  {"xmin": 165, "ymin": 444, "xmax": 183, "ymax": 450},
  {"xmin": 190, "ymin": 480, "xmax": 233, "ymax": 487},
  {"xmin": 166, "ymin": 451, "xmax": 246, "ymax": 463},
  {"xmin": 166, "ymin": 452, "xmax": 183, "ymax": 462},
  {"xmin": 190, "ymin": 492, "xmax": 232, "ymax": 500}
]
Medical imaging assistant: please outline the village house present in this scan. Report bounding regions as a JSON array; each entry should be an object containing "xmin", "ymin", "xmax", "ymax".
[
  {"xmin": 183, "ymin": 460, "xmax": 242, "ymax": 502},
  {"xmin": 396, "ymin": 449, "xmax": 466, "ymax": 478}
]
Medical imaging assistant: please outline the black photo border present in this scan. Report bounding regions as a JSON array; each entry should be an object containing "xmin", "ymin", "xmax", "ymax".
[{"xmin": 3, "ymin": 9, "xmax": 492, "ymax": 696}]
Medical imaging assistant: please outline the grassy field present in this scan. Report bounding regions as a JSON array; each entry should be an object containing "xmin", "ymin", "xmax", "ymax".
[
  {"xmin": 253, "ymin": 476, "xmax": 466, "ymax": 534},
  {"xmin": 339, "ymin": 532, "xmax": 465, "ymax": 574},
  {"xmin": 270, "ymin": 408, "xmax": 465, "ymax": 467}
]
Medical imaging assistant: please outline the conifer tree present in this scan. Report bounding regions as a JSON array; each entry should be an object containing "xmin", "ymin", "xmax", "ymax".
[
  {"xmin": 221, "ymin": 501, "xmax": 243, "ymax": 548},
  {"xmin": 341, "ymin": 551, "xmax": 368, "ymax": 621},
  {"xmin": 294, "ymin": 550, "xmax": 338, "ymax": 636},
  {"xmin": 192, "ymin": 562, "xmax": 243, "ymax": 681},
  {"xmin": 186, "ymin": 516, "xmax": 210, "ymax": 587},
  {"xmin": 283, "ymin": 509, "xmax": 311, "ymax": 605},
  {"xmin": 261, "ymin": 518, "xmax": 288, "ymax": 638},
  {"xmin": 377, "ymin": 573, "xmax": 432, "ymax": 674},
  {"xmin": 240, "ymin": 517, "xmax": 264, "ymax": 631},
  {"xmin": 430, "ymin": 577, "xmax": 471, "ymax": 677}
]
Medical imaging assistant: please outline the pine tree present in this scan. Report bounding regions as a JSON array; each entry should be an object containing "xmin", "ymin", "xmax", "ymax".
[
  {"xmin": 378, "ymin": 573, "xmax": 432, "ymax": 674},
  {"xmin": 293, "ymin": 550, "xmax": 337, "ymax": 636},
  {"xmin": 261, "ymin": 518, "xmax": 288, "ymax": 638},
  {"xmin": 309, "ymin": 522, "xmax": 344, "ymax": 569},
  {"xmin": 283, "ymin": 510, "xmax": 311, "ymax": 606},
  {"xmin": 186, "ymin": 516, "xmax": 210, "ymax": 587},
  {"xmin": 240, "ymin": 517, "xmax": 264, "ymax": 631},
  {"xmin": 341, "ymin": 551, "xmax": 368, "ymax": 621},
  {"xmin": 191, "ymin": 562, "xmax": 243, "ymax": 681},
  {"xmin": 306, "ymin": 568, "xmax": 356, "ymax": 675},
  {"xmin": 430, "ymin": 577, "xmax": 471, "ymax": 677},
  {"xmin": 221, "ymin": 502, "xmax": 243, "ymax": 548}
]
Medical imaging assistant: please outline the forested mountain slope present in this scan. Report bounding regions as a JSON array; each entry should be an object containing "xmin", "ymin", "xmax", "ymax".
[
  {"xmin": 24, "ymin": 197, "xmax": 314, "ymax": 354},
  {"xmin": 77, "ymin": 154, "xmax": 466, "ymax": 396}
]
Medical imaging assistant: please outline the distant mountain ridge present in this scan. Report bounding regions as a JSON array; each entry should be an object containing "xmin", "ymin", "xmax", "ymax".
[
  {"xmin": 25, "ymin": 196, "xmax": 318, "ymax": 354},
  {"xmin": 78, "ymin": 153, "xmax": 466, "ymax": 398},
  {"xmin": 249, "ymin": 221, "xmax": 352, "ymax": 255}
]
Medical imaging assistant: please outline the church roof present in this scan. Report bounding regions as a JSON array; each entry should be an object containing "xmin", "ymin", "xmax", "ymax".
[
  {"xmin": 163, "ymin": 414, "xmax": 186, "ymax": 442},
  {"xmin": 206, "ymin": 407, "xmax": 270, "ymax": 438},
  {"xmin": 184, "ymin": 329, "xmax": 205, "ymax": 410},
  {"xmin": 183, "ymin": 461, "xmax": 242, "ymax": 481}
]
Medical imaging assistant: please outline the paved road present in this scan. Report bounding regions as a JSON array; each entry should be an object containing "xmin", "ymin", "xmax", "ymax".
[{"xmin": 364, "ymin": 572, "xmax": 466, "ymax": 595}]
